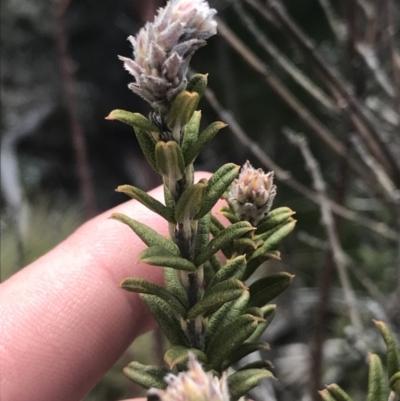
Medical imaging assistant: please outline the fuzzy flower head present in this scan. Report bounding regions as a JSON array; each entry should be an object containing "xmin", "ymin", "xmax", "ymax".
[
  {"xmin": 119, "ymin": 0, "xmax": 217, "ymax": 114},
  {"xmin": 229, "ymin": 161, "xmax": 277, "ymax": 226},
  {"xmin": 147, "ymin": 353, "xmax": 230, "ymax": 401}
]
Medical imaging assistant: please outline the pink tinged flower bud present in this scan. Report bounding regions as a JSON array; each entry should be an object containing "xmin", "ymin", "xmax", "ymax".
[
  {"xmin": 119, "ymin": 0, "xmax": 217, "ymax": 114},
  {"xmin": 148, "ymin": 353, "xmax": 230, "ymax": 401},
  {"xmin": 229, "ymin": 161, "xmax": 277, "ymax": 226}
]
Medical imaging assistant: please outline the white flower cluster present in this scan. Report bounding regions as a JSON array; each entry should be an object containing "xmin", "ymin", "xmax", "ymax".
[
  {"xmin": 148, "ymin": 353, "xmax": 230, "ymax": 401},
  {"xmin": 119, "ymin": 0, "xmax": 217, "ymax": 114},
  {"xmin": 229, "ymin": 161, "xmax": 277, "ymax": 225}
]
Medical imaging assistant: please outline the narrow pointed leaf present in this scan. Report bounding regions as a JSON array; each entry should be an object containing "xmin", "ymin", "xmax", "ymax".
[
  {"xmin": 175, "ymin": 182, "xmax": 207, "ymax": 223},
  {"xmin": 246, "ymin": 305, "xmax": 276, "ymax": 343},
  {"xmin": 140, "ymin": 294, "xmax": 189, "ymax": 346},
  {"xmin": 206, "ymin": 314, "xmax": 261, "ymax": 370},
  {"xmin": 116, "ymin": 185, "xmax": 175, "ymax": 223},
  {"xmin": 106, "ymin": 111, "xmax": 159, "ymax": 170},
  {"xmin": 164, "ymin": 185, "xmax": 175, "ymax": 210},
  {"xmin": 195, "ymin": 163, "xmax": 240, "ymax": 219},
  {"xmin": 218, "ymin": 205, "xmax": 240, "ymax": 224},
  {"xmin": 166, "ymin": 91, "xmax": 200, "ymax": 129},
  {"xmin": 227, "ymin": 368, "xmax": 274, "ymax": 401},
  {"xmin": 140, "ymin": 246, "xmax": 196, "ymax": 272},
  {"xmin": 187, "ymin": 279, "xmax": 246, "ymax": 319},
  {"xmin": 123, "ymin": 361, "xmax": 168, "ymax": 389},
  {"xmin": 389, "ymin": 372, "xmax": 400, "ymax": 396},
  {"xmin": 186, "ymin": 73, "xmax": 208, "ymax": 98},
  {"xmin": 221, "ymin": 342, "xmax": 270, "ymax": 370},
  {"xmin": 110, "ymin": 213, "xmax": 179, "ymax": 255},
  {"xmin": 248, "ymin": 272, "xmax": 294, "ymax": 308},
  {"xmin": 105, "ymin": 110, "xmax": 159, "ymax": 132},
  {"xmin": 326, "ymin": 384, "xmax": 354, "ymax": 401},
  {"xmin": 164, "ymin": 267, "xmax": 187, "ymax": 305},
  {"xmin": 251, "ymin": 219, "xmax": 296, "ymax": 257},
  {"xmin": 210, "ymin": 214, "xmax": 226, "ymax": 236},
  {"xmin": 194, "ymin": 213, "xmax": 211, "ymax": 260},
  {"xmin": 185, "ymin": 121, "xmax": 228, "ymax": 165},
  {"xmin": 164, "ymin": 346, "xmax": 207, "ymax": 369},
  {"xmin": 205, "ymin": 291, "xmax": 250, "ymax": 349},
  {"xmin": 374, "ymin": 320, "xmax": 400, "ymax": 378},
  {"xmin": 195, "ymin": 221, "xmax": 254, "ymax": 266},
  {"xmin": 366, "ymin": 353, "xmax": 386, "ymax": 401},
  {"xmin": 243, "ymin": 250, "xmax": 281, "ymax": 281},
  {"xmin": 319, "ymin": 390, "xmax": 337, "ymax": 401},
  {"xmin": 155, "ymin": 141, "xmax": 185, "ymax": 182},
  {"xmin": 206, "ymin": 255, "xmax": 246, "ymax": 291},
  {"xmin": 237, "ymin": 360, "xmax": 274, "ymax": 371},
  {"xmin": 256, "ymin": 207, "xmax": 296, "ymax": 234},
  {"xmin": 120, "ymin": 277, "xmax": 187, "ymax": 317},
  {"xmin": 181, "ymin": 111, "xmax": 201, "ymax": 166}
]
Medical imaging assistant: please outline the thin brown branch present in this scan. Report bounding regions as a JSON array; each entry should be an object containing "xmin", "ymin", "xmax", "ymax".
[
  {"xmin": 265, "ymin": 0, "xmax": 400, "ymax": 180},
  {"xmin": 233, "ymin": 2, "xmax": 339, "ymax": 113},
  {"xmin": 284, "ymin": 129, "xmax": 363, "ymax": 335},
  {"xmin": 54, "ymin": 0, "xmax": 97, "ymax": 219},
  {"xmin": 216, "ymin": 17, "xmax": 395, "ymax": 203},
  {"xmin": 203, "ymin": 86, "xmax": 400, "ymax": 242},
  {"xmin": 317, "ymin": 0, "xmax": 347, "ymax": 43}
]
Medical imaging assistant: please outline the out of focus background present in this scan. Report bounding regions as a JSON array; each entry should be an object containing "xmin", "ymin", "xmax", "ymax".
[{"xmin": 1, "ymin": 0, "xmax": 399, "ymax": 400}]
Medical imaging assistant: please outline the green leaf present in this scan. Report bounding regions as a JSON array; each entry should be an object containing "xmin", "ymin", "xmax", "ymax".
[
  {"xmin": 243, "ymin": 250, "xmax": 281, "ymax": 281},
  {"xmin": 110, "ymin": 213, "xmax": 179, "ymax": 255},
  {"xmin": 106, "ymin": 111, "xmax": 159, "ymax": 171},
  {"xmin": 140, "ymin": 294, "xmax": 189, "ymax": 347},
  {"xmin": 123, "ymin": 361, "xmax": 168, "ymax": 389},
  {"xmin": 325, "ymin": 384, "xmax": 354, "ymax": 401},
  {"xmin": 236, "ymin": 360, "xmax": 274, "ymax": 371},
  {"xmin": 186, "ymin": 73, "xmax": 208, "ymax": 98},
  {"xmin": 164, "ymin": 346, "xmax": 207, "ymax": 369},
  {"xmin": 195, "ymin": 163, "xmax": 241, "ymax": 219},
  {"xmin": 106, "ymin": 110, "xmax": 159, "ymax": 133},
  {"xmin": 389, "ymin": 372, "xmax": 400, "ymax": 396},
  {"xmin": 221, "ymin": 342, "xmax": 270, "ymax": 371},
  {"xmin": 206, "ymin": 255, "xmax": 246, "ymax": 291},
  {"xmin": 195, "ymin": 221, "xmax": 254, "ymax": 266},
  {"xmin": 194, "ymin": 213, "xmax": 211, "ymax": 260},
  {"xmin": 155, "ymin": 141, "xmax": 185, "ymax": 182},
  {"xmin": 206, "ymin": 314, "xmax": 261, "ymax": 370},
  {"xmin": 218, "ymin": 205, "xmax": 240, "ymax": 224},
  {"xmin": 185, "ymin": 121, "xmax": 228, "ymax": 165},
  {"xmin": 256, "ymin": 207, "xmax": 296, "ymax": 234},
  {"xmin": 181, "ymin": 111, "xmax": 201, "ymax": 166},
  {"xmin": 246, "ymin": 305, "xmax": 276, "ymax": 343},
  {"xmin": 210, "ymin": 214, "xmax": 225, "ymax": 236},
  {"xmin": 187, "ymin": 279, "xmax": 246, "ymax": 319},
  {"xmin": 116, "ymin": 185, "xmax": 175, "ymax": 223},
  {"xmin": 374, "ymin": 320, "xmax": 400, "ymax": 378},
  {"xmin": 205, "ymin": 291, "xmax": 250, "ymax": 349},
  {"xmin": 251, "ymin": 219, "xmax": 296, "ymax": 258},
  {"xmin": 139, "ymin": 246, "xmax": 196, "ymax": 272},
  {"xmin": 120, "ymin": 277, "xmax": 187, "ymax": 317},
  {"xmin": 164, "ymin": 185, "xmax": 175, "ymax": 210},
  {"xmin": 248, "ymin": 272, "xmax": 293, "ymax": 308},
  {"xmin": 175, "ymin": 182, "xmax": 207, "ymax": 223},
  {"xmin": 227, "ymin": 368, "xmax": 274, "ymax": 401},
  {"xmin": 164, "ymin": 267, "xmax": 186, "ymax": 305},
  {"xmin": 366, "ymin": 353, "xmax": 386, "ymax": 401},
  {"xmin": 319, "ymin": 389, "xmax": 338, "ymax": 401},
  {"xmin": 166, "ymin": 91, "xmax": 200, "ymax": 129}
]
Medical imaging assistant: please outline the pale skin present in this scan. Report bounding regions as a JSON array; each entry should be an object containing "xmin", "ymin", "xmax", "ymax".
[{"xmin": 0, "ymin": 173, "xmax": 212, "ymax": 401}]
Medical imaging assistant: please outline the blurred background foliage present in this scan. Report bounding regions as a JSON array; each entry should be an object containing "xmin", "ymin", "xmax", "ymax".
[{"xmin": 1, "ymin": 0, "xmax": 399, "ymax": 400}]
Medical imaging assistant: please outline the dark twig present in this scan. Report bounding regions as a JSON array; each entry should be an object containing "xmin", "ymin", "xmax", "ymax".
[
  {"xmin": 284, "ymin": 129, "xmax": 363, "ymax": 338},
  {"xmin": 55, "ymin": 0, "xmax": 97, "ymax": 219},
  {"xmin": 265, "ymin": 0, "xmax": 400, "ymax": 181}
]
